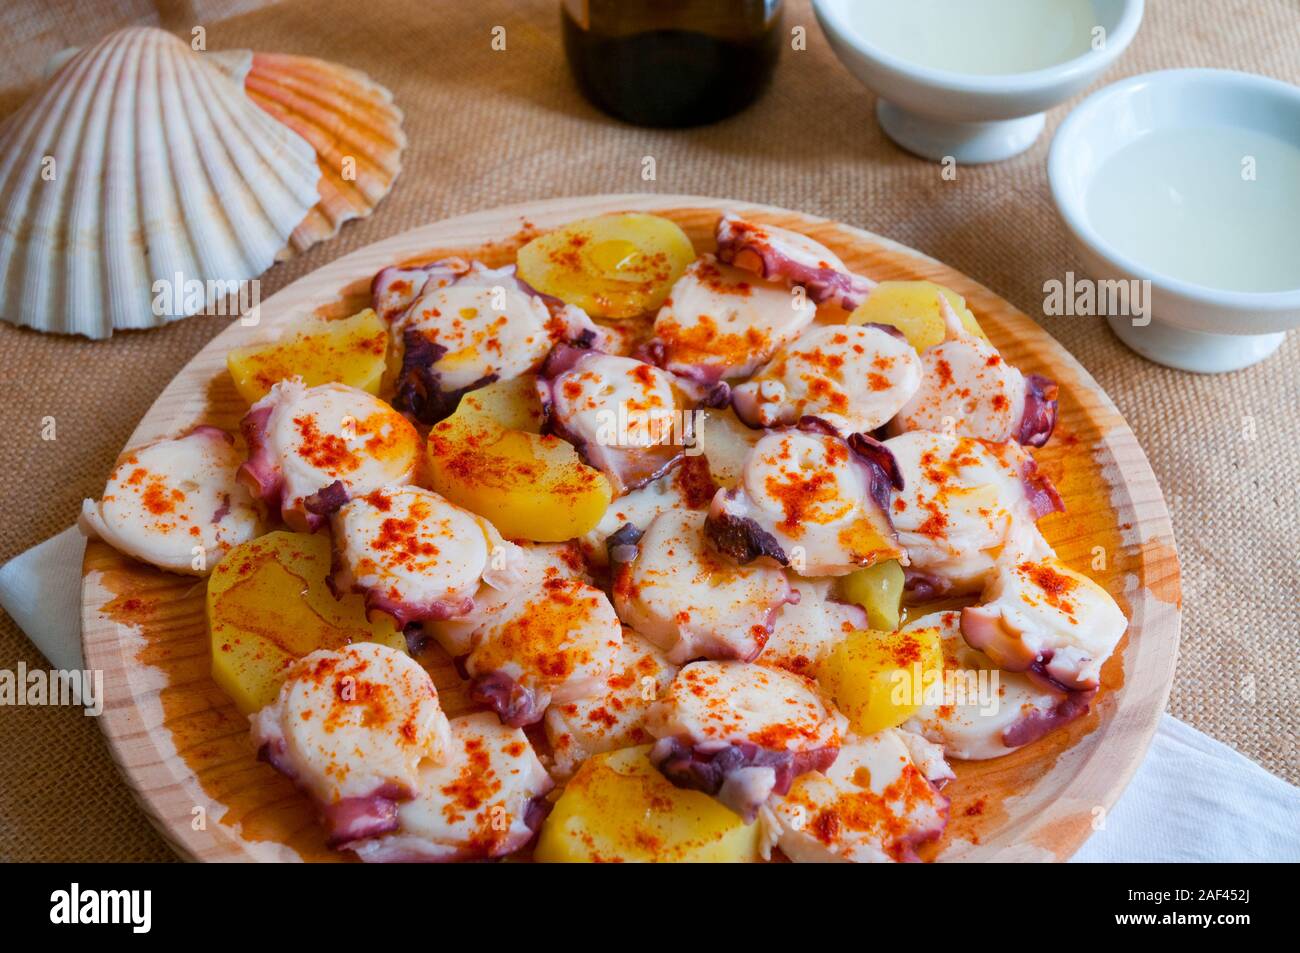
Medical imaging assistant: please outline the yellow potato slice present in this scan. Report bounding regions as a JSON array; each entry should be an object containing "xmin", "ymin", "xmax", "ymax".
[
  {"xmin": 226, "ymin": 308, "xmax": 389, "ymax": 403},
  {"xmin": 817, "ymin": 627, "xmax": 944, "ymax": 735},
  {"xmin": 426, "ymin": 403, "xmax": 611, "ymax": 542},
  {"xmin": 840, "ymin": 559, "xmax": 905, "ymax": 631},
  {"xmin": 456, "ymin": 375, "xmax": 545, "ymax": 434},
  {"xmin": 848, "ymin": 280, "xmax": 986, "ymax": 352},
  {"xmin": 516, "ymin": 213, "xmax": 696, "ymax": 318},
  {"xmin": 207, "ymin": 531, "xmax": 405, "ymax": 715},
  {"xmin": 534, "ymin": 746, "xmax": 762, "ymax": 863}
]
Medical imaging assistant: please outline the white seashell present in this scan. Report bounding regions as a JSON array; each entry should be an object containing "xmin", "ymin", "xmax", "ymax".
[
  {"xmin": 211, "ymin": 49, "xmax": 406, "ymax": 256},
  {"xmin": 0, "ymin": 27, "xmax": 321, "ymax": 339}
]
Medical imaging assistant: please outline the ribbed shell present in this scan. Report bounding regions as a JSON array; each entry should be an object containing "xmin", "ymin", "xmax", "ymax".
[
  {"xmin": 0, "ymin": 28, "xmax": 321, "ymax": 338},
  {"xmin": 213, "ymin": 49, "xmax": 406, "ymax": 256}
]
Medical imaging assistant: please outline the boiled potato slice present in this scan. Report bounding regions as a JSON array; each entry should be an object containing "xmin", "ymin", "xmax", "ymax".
[
  {"xmin": 456, "ymin": 374, "xmax": 544, "ymax": 433},
  {"xmin": 535, "ymin": 746, "xmax": 762, "ymax": 863},
  {"xmin": 207, "ymin": 531, "xmax": 405, "ymax": 714},
  {"xmin": 226, "ymin": 308, "xmax": 389, "ymax": 403},
  {"xmin": 848, "ymin": 281, "xmax": 986, "ymax": 352},
  {"xmin": 427, "ymin": 404, "xmax": 611, "ymax": 542},
  {"xmin": 516, "ymin": 213, "xmax": 696, "ymax": 318},
  {"xmin": 840, "ymin": 559, "xmax": 905, "ymax": 631},
  {"xmin": 817, "ymin": 627, "xmax": 944, "ymax": 735}
]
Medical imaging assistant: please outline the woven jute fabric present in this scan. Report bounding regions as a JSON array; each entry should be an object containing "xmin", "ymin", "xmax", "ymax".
[{"xmin": 1, "ymin": 0, "xmax": 1296, "ymax": 861}]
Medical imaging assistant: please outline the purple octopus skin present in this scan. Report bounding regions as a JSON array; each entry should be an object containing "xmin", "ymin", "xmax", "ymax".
[
  {"xmin": 845, "ymin": 428, "xmax": 906, "ymax": 512},
  {"xmin": 303, "ymin": 479, "xmax": 349, "ymax": 519},
  {"xmin": 356, "ymin": 587, "xmax": 474, "ymax": 632},
  {"xmin": 393, "ymin": 329, "xmax": 500, "ymax": 425},
  {"xmin": 1002, "ymin": 688, "xmax": 1095, "ymax": 749},
  {"xmin": 902, "ymin": 567, "xmax": 950, "ymax": 605},
  {"xmin": 894, "ymin": 789, "xmax": 950, "ymax": 863},
  {"xmin": 1017, "ymin": 373, "xmax": 1060, "ymax": 448},
  {"xmin": 1019, "ymin": 453, "xmax": 1065, "ymax": 520},
  {"xmin": 370, "ymin": 258, "xmax": 470, "ymax": 324},
  {"xmin": 650, "ymin": 737, "xmax": 840, "ymax": 823},
  {"xmin": 470, "ymin": 671, "xmax": 546, "ymax": 728},
  {"xmin": 714, "ymin": 215, "xmax": 876, "ymax": 311},
  {"xmin": 536, "ymin": 344, "xmax": 685, "ymax": 494},
  {"xmin": 256, "ymin": 738, "xmax": 407, "ymax": 848},
  {"xmin": 704, "ymin": 506, "xmax": 789, "ymax": 567},
  {"xmin": 605, "ymin": 522, "xmax": 645, "ymax": 565},
  {"xmin": 237, "ymin": 404, "xmax": 281, "ymax": 504},
  {"xmin": 354, "ymin": 792, "xmax": 554, "ymax": 863}
]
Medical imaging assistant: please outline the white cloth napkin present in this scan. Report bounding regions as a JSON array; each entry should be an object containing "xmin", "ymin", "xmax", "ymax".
[{"xmin": 3, "ymin": 529, "xmax": 1297, "ymax": 862}]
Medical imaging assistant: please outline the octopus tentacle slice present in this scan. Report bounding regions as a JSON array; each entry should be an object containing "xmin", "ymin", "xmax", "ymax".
[
  {"xmin": 757, "ymin": 579, "xmax": 868, "ymax": 678},
  {"xmin": 577, "ymin": 456, "xmax": 718, "ymax": 568},
  {"xmin": 536, "ymin": 346, "xmax": 688, "ymax": 496},
  {"xmin": 389, "ymin": 260, "xmax": 610, "ymax": 424},
  {"xmin": 705, "ymin": 423, "xmax": 906, "ymax": 577},
  {"xmin": 900, "ymin": 611, "xmax": 1095, "ymax": 759},
  {"xmin": 644, "ymin": 660, "xmax": 847, "ymax": 822},
  {"xmin": 891, "ymin": 294, "xmax": 1060, "ymax": 447},
  {"xmin": 544, "ymin": 629, "xmax": 680, "ymax": 778},
  {"xmin": 768, "ymin": 729, "xmax": 950, "ymax": 863},
  {"xmin": 714, "ymin": 213, "xmax": 876, "ymax": 311},
  {"xmin": 249, "ymin": 642, "xmax": 452, "ymax": 848},
  {"xmin": 238, "ymin": 378, "xmax": 421, "ymax": 531},
  {"xmin": 613, "ymin": 509, "xmax": 796, "ymax": 664},
  {"xmin": 330, "ymin": 485, "xmax": 525, "ymax": 629},
  {"xmin": 423, "ymin": 542, "xmax": 621, "ymax": 727},
  {"xmin": 79, "ymin": 426, "xmax": 261, "ymax": 575},
  {"xmin": 883, "ymin": 431, "xmax": 1062, "ymax": 598},
  {"xmin": 961, "ymin": 557, "xmax": 1128, "ymax": 692},
  {"xmin": 371, "ymin": 257, "xmax": 470, "ymax": 324},
  {"xmin": 350, "ymin": 712, "xmax": 554, "ymax": 863},
  {"xmin": 731, "ymin": 323, "xmax": 921, "ymax": 434},
  {"xmin": 645, "ymin": 254, "xmax": 818, "ymax": 385},
  {"xmin": 463, "ymin": 574, "xmax": 623, "ymax": 728}
]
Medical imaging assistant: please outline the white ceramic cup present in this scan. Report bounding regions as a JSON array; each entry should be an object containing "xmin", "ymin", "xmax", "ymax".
[
  {"xmin": 1049, "ymin": 68, "xmax": 1300, "ymax": 373},
  {"xmin": 812, "ymin": 0, "xmax": 1145, "ymax": 164}
]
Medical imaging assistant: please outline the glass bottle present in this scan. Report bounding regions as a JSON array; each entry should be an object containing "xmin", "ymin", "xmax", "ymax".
[{"xmin": 561, "ymin": 0, "xmax": 784, "ymax": 128}]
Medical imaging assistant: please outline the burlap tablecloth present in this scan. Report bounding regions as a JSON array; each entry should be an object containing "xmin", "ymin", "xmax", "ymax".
[{"xmin": 1, "ymin": 0, "xmax": 1296, "ymax": 861}]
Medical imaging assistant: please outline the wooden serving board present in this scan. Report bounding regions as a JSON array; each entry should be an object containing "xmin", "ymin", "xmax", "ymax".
[{"xmin": 81, "ymin": 195, "xmax": 1181, "ymax": 862}]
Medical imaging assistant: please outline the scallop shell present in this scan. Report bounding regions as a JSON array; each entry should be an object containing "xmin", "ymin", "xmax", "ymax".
[
  {"xmin": 0, "ymin": 28, "xmax": 321, "ymax": 338},
  {"xmin": 213, "ymin": 49, "xmax": 406, "ymax": 256}
]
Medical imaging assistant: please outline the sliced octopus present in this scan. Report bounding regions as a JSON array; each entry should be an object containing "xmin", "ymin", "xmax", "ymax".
[
  {"xmin": 79, "ymin": 426, "xmax": 261, "ymax": 575},
  {"xmin": 544, "ymin": 629, "xmax": 680, "ymax": 778},
  {"xmin": 647, "ymin": 255, "xmax": 816, "ymax": 384},
  {"xmin": 884, "ymin": 430, "xmax": 1062, "ymax": 599},
  {"xmin": 962, "ymin": 557, "xmax": 1127, "ymax": 692},
  {"xmin": 391, "ymin": 260, "xmax": 608, "ymax": 423},
  {"xmin": 352, "ymin": 712, "xmax": 554, "ymax": 863},
  {"xmin": 731, "ymin": 323, "xmax": 921, "ymax": 434},
  {"xmin": 901, "ymin": 610, "xmax": 1095, "ymax": 759},
  {"xmin": 757, "ymin": 579, "xmax": 867, "ymax": 678},
  {"xmin": 613, "ymin": 508, "xmax": 795, "ymax": 664},
  {"xmin": 892, "ymin": 297, "xmax": 1059, "ymax": 447},
  {"xmin": 331, "ymin": 485, "xmax": 523, "ymax": 628},
  {"xmin": 238, "ymin": 379, "xmax": 421, "ymax": 531},
  {"xmin": 714, "ymin": 212, "xmax": 875, "ymax": 311},
  {"xmin": 644, "ymin": 660, "xmax": 847, "ymax": 822},
  {"xmin": 537, "ymin": 346, "xmax": 687, "ymax": 496},
  {"xmin": 769, "ymin": 729, "xmax": 950, "ymax": 863},
  {"xmin": 705, "ymin": 423, "xmax": 905, "ymax": 577},
  {"xmin": 425, "ymin": 539, "xmax": 622, "ymax": 727},
  {"xmin": 250, "ymin": 642, "xmax": 451, "ymax": 848}
]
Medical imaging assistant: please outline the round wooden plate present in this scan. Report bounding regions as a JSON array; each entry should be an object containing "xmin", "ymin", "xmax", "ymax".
[{"xmin": 81, "ymin": 194, "xmax": 1181, "ymax": 862}]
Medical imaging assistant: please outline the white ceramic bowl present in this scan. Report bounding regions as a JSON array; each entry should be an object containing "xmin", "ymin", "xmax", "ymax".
[
  {"xmin": 812, "ymin": 0, "xmax": 1144, "ymax": 163},
  {"xmin": 1049, "ymin": 68, "xmax": 1300, "ymax": 373}
]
